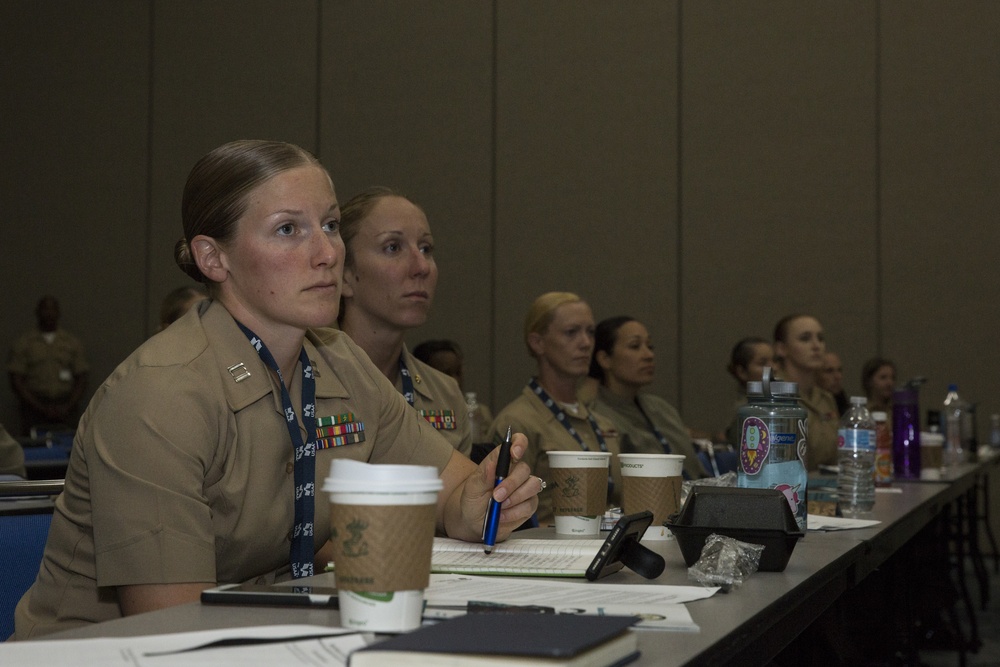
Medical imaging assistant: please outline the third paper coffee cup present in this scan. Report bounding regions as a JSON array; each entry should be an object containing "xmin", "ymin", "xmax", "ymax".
[
  {"xmin": 323, "ymin": 459, "xmax": 442, "ymax": 632},
  {"xmin": 619, "ymin": 453, "xmax": 685, "ymax": 540},
  {"xmin": 546, "ymin": 451, "xmax": 612, "ymax": 536}
]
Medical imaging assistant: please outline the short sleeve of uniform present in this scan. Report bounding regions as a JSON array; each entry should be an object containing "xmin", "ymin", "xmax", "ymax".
[{"xmin": 87, "ymin": 361, "xmax": 221, "ymax": 586}]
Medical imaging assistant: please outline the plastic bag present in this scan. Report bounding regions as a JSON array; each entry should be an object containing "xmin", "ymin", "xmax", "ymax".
[
  {"xmin": 687, "ymin": 533, "xmax": 765, "ymax": 591},
  {"xmin": 680, "ymin": 471, "xmax": 737, "ymax": 507}
]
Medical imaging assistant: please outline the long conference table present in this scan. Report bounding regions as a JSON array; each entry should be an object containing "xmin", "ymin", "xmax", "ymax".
[{"xmin": 46, "ymin": 454, "xmax": 1000, "ymax": 666}]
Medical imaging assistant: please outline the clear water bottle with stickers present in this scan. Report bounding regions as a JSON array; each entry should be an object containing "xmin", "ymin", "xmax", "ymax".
[{"xmin": 737, "ymin": 367, "xmax": 809, "ymax": 531}]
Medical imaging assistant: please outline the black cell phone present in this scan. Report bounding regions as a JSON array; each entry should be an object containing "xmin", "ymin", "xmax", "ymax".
[
  {"xmin": 201, "ymin": 583, "xmax": 339, "ymax": 608},
  {"xmin": 586, "ymin": 510, "xmax": 664, "ymax": 581}
]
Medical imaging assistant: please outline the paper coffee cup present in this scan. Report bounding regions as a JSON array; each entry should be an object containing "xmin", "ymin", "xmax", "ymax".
[
  {"xmin": 619, "ymin": 453, "xmax": 685, "ymax": 541},
  {"xmin": 920, "ymin": 432, "xmax": 943, "ymax": 481},
  {"xmin": 324, "ymin": 460, "xmax": 442, "ymax": 632},
  {"xmin": 547, "ymin": 451, "xmax": 612, "ymax": 536}
]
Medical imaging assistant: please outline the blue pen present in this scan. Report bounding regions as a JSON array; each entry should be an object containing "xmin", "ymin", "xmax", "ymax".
[{"xmin": 482, "ymin": 426, "xmax": 513, "ymax": 554}]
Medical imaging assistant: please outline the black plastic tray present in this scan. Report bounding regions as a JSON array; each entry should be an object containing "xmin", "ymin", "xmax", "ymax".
[{"xmin": 665, "ymin": 486, "xmax": 805, "ymax": 572}]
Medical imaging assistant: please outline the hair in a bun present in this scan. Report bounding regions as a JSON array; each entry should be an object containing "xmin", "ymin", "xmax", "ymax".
[{"xmin": 175, "ymin": 139, "xmax": 322, "ymax": 283}]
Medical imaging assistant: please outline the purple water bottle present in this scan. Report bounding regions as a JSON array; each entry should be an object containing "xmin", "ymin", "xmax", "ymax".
[{"xmin": 892, "ymin": 387, "xmax": 921, "ymax": 479}]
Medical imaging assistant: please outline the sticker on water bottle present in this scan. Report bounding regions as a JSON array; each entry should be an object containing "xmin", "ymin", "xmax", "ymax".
[{"xmin": 739, "ymin": 417, "xmax": 770, "ymax": 475}]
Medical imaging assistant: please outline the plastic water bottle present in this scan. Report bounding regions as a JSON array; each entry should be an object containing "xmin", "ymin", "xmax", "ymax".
[
  {"xmin": 942, "ymin": 384, "xmax": 966, "ymax": 468},
  {"xmin": 465, "ymin": 392, "xmax": 479, "ymax": 442},
  {"xmin": 837, "ymin": 396, "xmax": 876, "ymax": 515}
]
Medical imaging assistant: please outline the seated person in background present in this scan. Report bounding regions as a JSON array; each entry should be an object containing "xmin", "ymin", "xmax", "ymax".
[
  {"xmin": 862, "ymin": 357, "xmax": 896, "ymax": 418},
  {"xmin": 587, "ymin": 316, "xmax": 707, "ymax": 480},
  {"xmin": 337, "ymin": 187, "xmax": 471, "ymax": 457},
  {"xmin": 491, "ymin": 292, "xmax": 622, "ymax": 524},
  {"xmin": 817, "ymin": 351, "xmax": 849, "ymax": 416},
  {"xmin": 725, "ymin": 336, "xmax": 773, "ymax": 447},
  {"xmin": 413, "ymin": 338, "xmax": 494, "ymax": 443},
  {"xmin": 157, "ymin": 285, "xmax": 208, "ymax": 331},
  {"xmin": 8, "ymin": 295, "xmax": 89, "ymax": 436},
  {"xmin": 0, "ymin": 422, "xmax": 26, "ymax": 479},
  {"xmin": 773, "ymin": 314, "xmax": 839, "ymax": 471},
  {"xmin": 14, "ymin": 140, "xmax": 539, "ymax": 639}
]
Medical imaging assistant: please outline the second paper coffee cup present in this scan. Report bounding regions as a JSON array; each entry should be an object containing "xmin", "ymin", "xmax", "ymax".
[
  {"xmin": 618, "ymin": 453, "xmax": 685, "ymax": 540},
  {"xmin": 546, "ymin": 451, "xmax": 612, "ymax": 536}
]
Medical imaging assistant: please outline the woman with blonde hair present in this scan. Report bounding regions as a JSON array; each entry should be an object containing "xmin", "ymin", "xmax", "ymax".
[
  {"xmin": 490, "ymin": 292, "xmax": 622, "ymax": 523},
  {"xmin": 337, "ymin": 186, "xmax": 471, "ymax": 456}
]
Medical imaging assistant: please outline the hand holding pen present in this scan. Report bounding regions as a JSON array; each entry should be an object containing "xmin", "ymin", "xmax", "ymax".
[{"xmin": 482, "ymin": 426, "xmax": 513, "ymax": 554}]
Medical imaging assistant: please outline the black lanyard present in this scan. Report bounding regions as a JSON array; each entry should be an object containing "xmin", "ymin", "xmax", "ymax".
[
  {"xmin": 635, "ymin": 398, "xmax": 671, "ymax": 453},
  {"xmin": 635, "ymin": 397, "xmax": 690, "ymax": 481},
  {"xmin": 237, "ymin": 322, "xmax": 317, "ymax": 578}
]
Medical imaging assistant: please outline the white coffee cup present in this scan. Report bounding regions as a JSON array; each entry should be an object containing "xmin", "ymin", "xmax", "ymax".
[
  {"xmin": 546, "ymin": 451, "xmax": 612, "ymax": 536},
  {"xmin": 618, "ymin": 453, "xmax": 685, "ymax": 540},
  {"xmin": 920, "ymin": 431, "xmax": 944, "ymax": 480},
  {"xmin": 323, "ymin": 460, "xmax": 442, "ymax": 632}
]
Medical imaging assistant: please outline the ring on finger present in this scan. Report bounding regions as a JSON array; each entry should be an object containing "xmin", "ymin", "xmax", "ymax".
[{"xmin": 534, "ymin": 476, "xmax": 547, "ymax": 492}]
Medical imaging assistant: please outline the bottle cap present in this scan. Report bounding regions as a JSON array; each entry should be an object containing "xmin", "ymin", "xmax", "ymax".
[
  {"xmin": 849, "ymin": 396, "xmax": 867, "ymax": 406},
  {"xmin": 746, "ymin": 365, "xmax": 798, "ymax": 398},
  {"xmin": 871, "ymin": 411, "xmax": 887, "ymax": 421}
]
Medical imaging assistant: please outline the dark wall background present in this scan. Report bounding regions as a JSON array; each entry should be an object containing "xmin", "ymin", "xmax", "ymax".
[{"xmin": 3, "ymin": 1, "xmax": 999, "ymax": 443}]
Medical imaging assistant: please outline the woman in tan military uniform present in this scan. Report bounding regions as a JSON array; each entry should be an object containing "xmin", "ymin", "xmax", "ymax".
[
  {"xmin": 14, "ymin": 141, "xmax": 539, "ymax": 639},
  {"xmin": 588, "ymin": 316, "xmax": 708, "ymax": 481},
  {"xmin": 773, "ymin": 313, "xmax": 839, "ymax": 471},
  {"xmin": 337, "ymin": 187, "xmax": 471, "ymax": 457},
  {"xmin": 491, "ymin": 292, "xmax": 622, "ymax": 524}
]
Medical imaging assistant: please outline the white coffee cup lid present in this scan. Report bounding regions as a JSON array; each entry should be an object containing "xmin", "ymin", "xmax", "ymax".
[{"xmin": 323, "ymin": 459, "xmax": 443, "ymax": 494}]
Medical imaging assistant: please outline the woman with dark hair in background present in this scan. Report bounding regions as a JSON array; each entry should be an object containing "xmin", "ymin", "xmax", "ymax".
[
  {"xmin": 588, "ymin": 316, "xmax": 707, "ymax": 480},
  {"xmin": 773, "ymin": 313, "xmax": 839, "ymax": 471},
  {"xmin": 337, "ymin": 187, "xmax": 472, "ymax": 457},
  {"xmin": 862, "ymin": 357, "xmax": 897, "ymax": 417},
  {"xmin": 14, "ymin": 141, "xmax": 539, "ymax": 639}
]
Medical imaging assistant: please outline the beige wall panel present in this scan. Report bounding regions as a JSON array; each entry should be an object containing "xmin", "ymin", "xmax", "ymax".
[
  {"xmin": 680, "ymin": 2, "xmax": 879, "ymax": 436},
  {"xmin": 0, "ymin": 3, "xmax": 150, "ymax": 430},
  {"xmin": 320, "ymin": 1, "xmax": 495, "ymax": 407},
  {"xmin": 147, "ymin": 1, "xmax": 320, "ymax": 333},
  {"xmin": 881, "ymin": 2, "xmax": 1000, "ymax": 434},
  {"xmin": 493, "ymin": 2, "xmax": 679, "ymax": 413}
]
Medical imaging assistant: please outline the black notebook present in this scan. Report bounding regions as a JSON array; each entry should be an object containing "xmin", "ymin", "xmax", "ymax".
[{"xmin": 347, "ymin": 612, "xmax": 639, "ymax": 667}]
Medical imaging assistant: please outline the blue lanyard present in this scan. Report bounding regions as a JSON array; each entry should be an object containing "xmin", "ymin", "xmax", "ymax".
[
  {"xmin": 399, "ymin": 357, "xmax": 416, "ymax": 407},
  {"xmin": 528, "ymin": 378, "xmax": 608, "ymax": 453},
  {"xmin": 529, "ymin": 378, "xmax": 612, "ymax": 495},
  {"xmin": 237, "ymin": 322, "xmax": 317, "ymax": 579}
]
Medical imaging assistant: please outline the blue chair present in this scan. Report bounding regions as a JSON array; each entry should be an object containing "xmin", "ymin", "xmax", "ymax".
[
  {"xmin": 0, "ymin": 480, "xmax": 62, "ymax": 641},
  {"xmin": 695, "ymin": 441, "xmax": 739, "ymax": 477}
]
